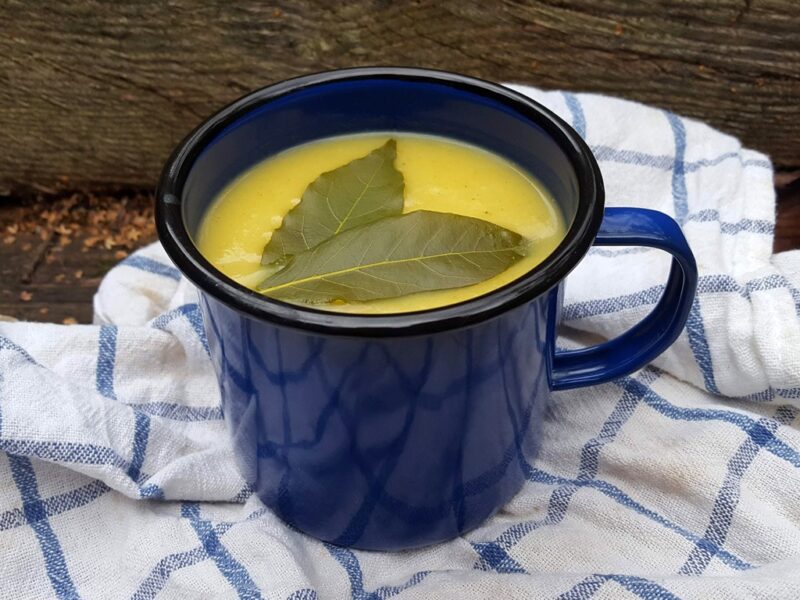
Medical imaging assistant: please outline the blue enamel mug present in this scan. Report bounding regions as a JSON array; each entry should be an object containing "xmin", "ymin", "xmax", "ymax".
[{"xmin": 157, "ymin": 67, "xmax": 697, "ymax": 550}]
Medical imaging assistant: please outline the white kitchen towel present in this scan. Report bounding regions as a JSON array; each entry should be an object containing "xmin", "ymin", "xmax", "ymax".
[{"xmin": 1, "ymin": 86, "xmax": 799, "ymax": 599}]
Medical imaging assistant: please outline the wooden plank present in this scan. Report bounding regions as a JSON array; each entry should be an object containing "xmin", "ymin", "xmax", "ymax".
[
  {"xmin": 1, "ymin": 181, "xmax": 798, "ymax": 325},
  {"xmin": 775, "ymin": 173, "xmax": 800, "ymax": 253},
  {"xmin": 0, "ymin": 190, "xmax": 157, "ymax": 324},
  {"xmin": 1, "ymin": 0, "xmax": 799, "ymax": 191}
]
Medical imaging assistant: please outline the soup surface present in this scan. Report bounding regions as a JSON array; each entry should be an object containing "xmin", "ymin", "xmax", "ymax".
[{"xmin": 197, "ymin": 133, "xmax": 566, "ymax": 313}]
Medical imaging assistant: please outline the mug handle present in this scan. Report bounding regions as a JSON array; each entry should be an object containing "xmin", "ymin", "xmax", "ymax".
[{"xmin": 549, "ymin": 207, "xmax": 698, "ymax": 391}]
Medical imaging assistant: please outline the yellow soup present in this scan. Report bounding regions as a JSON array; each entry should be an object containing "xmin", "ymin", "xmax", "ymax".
[{"xmin": 197, "ymin": 133, "xmax": 566, "ymax": 314}]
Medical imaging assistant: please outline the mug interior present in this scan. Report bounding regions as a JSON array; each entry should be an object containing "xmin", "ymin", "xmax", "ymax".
[
  {"xmin": 182, "ymin": 77, "xmax": 580, "ymax": 238},
  {"xmin": 158, "ymin": 68, "xmax": 603, "ymax": 335}
]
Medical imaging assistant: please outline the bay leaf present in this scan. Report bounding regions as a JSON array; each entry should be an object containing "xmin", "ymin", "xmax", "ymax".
[
  {"xmin": 258, "ymin": 210, "xmax": 527, "ymax": 303},
  {"xmin": 261, "ymin": 139, "xmax": 404, "ymax": 266}
]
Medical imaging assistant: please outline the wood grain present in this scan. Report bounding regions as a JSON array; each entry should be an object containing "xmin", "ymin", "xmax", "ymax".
[{"xmin": 1, "ymin": 0, "xmax": 799, "ymax": 191}]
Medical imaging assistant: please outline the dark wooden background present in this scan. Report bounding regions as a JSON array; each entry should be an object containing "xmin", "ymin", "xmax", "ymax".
[
  {"xmin": 2, "ymin": 0, "xmax": 800, "ymax": 188},
  {"xmin": 1, "ymin": 0, "xmax": 799, "ymax": 322}
]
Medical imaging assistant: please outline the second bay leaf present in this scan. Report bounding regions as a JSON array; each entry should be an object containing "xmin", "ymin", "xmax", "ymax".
[{"xmin": 258, "ymin": 210, "xmax": 528, "ymax": 303}]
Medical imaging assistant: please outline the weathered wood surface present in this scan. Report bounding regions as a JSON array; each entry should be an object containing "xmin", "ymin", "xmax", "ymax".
[
  {"xmin": 1, "ymin": 0, "xmax": 799, "ymax": 191},
  {"xmin": 0, "ymin": 190, "xmax": 156, "ymax": 324},
  {"xmin": 1, "ymin": 180, "xmax": 798, "ymax": 324},
  {"xmin": 775, "ymin": 176, "xmax": 800, "ymax": 253}
]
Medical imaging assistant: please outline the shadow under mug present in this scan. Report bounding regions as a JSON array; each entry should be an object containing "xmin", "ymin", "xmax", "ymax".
[{"xmin": 156, "ymin": 67, "xmax": 698, "ymax": 551}]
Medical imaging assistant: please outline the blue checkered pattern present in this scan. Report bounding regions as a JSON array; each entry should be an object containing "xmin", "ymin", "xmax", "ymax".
[{"xmin": 1, "ymin": 86, "xmax": 799, "ymax": 598}]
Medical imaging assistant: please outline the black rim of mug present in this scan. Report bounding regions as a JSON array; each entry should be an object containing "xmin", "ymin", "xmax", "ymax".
[{"xmin": 156, "ymin": 67, "xmax": 605, "ymax": 336}]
